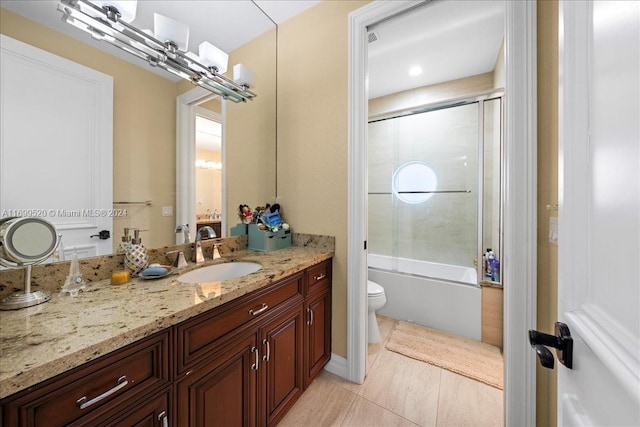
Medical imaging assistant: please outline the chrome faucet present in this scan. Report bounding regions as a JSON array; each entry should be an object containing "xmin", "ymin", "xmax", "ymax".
[
  {"xmin": 175, "ymin": 224, "xmax": 191, "ymax": 244},
  {"xmin": 193, "ymin": 226, "xmax": 216, "ymax": 263},
  {"xmin": 196, "ymin": 226, "xmax": 216, "ymax": 240}
]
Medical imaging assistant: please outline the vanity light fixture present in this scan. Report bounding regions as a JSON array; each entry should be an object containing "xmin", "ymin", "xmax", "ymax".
[{"xmin": 57, "ymin": 0, "xmax": 256, "ymax": 103}]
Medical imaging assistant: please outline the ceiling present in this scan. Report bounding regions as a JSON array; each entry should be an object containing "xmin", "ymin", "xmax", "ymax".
[
  {"xmin": 2, "ymin": 0, "xmax": 504, "ymax": 141},
  {"xmin": 367, "ymin": 0, "xmax": 505, "ymax": 99},
  {"xmin": 0, "ymin": 0, "xmax": 320, "ymax": 81}
]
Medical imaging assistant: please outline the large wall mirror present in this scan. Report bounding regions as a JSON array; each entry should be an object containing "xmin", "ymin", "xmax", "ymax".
[{"xmin": 0, "ymin": 1, "xmax": 276, "ymax": 259}]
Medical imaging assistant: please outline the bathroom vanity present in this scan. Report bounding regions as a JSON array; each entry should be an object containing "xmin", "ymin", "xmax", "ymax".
[{"xmin": 0, "ymin": 248, "xmax": 332, "ymax": 426}]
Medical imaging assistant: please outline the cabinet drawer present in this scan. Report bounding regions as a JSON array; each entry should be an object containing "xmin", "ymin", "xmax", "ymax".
[
  {"xmin": 306, "ymin": 260, "xmax": 332, "ymax": 296},
  {"xmin": 2, "ymin": 331, "xmax": 170, "ymax": 427},
  {"xmin": 78, "ymin": 388, "xmax": 171, "ymax": 427},
  {"xmin": 177, "ymin": 273, "xmax": 303, "ymax": 372}
]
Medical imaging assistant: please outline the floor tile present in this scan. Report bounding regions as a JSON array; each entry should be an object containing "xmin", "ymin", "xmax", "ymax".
[
  {"xmin": 278, "ymin": 375, "xmax": 357, "ymax": 427},
  {"xmin": 367, "ymin": 315, "xmax": 398, "ymax": 370},
  {"xmin": 358, "ymin": 348, "xmax": 442, "ymax": 426},
  {"xmin": 341, "ymin": 396, "xmax": 420, "ymax": 427},
  {"xmin": 377, "ymin": 314, "xmax": 397, "ymax": 342},
  {"xmin": 436, "ymin": 369, "xmax": 504, "ymax": 427},
  {"xmin": 319, "ymin": 369, "xmax": 365, "ymax": 395}
]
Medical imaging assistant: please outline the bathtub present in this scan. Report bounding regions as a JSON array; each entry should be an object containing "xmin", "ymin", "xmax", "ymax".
[{"xmin": 368, "ymin": 254, "xmax": 481, "ymax": 341}]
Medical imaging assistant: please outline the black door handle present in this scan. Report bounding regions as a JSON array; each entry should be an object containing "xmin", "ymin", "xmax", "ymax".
[
  {"xmin": 90, "ymin": 230, "xmax": 111, "ymax": 240},
  {"xmin": 528, "ymin": 321, "xmax": 573, "ymax": 369}
]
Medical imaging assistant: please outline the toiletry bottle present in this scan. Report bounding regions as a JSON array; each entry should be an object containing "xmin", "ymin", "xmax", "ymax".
[
  {"xmin": 484, "ymin": 249, "xmax": 494, "ymax": 278},
  {"xmin": 491, "ymin": 257, "xmax": 500, "ymax": 282},
  {"xmin": 124, "ymin": 229, "xmax": 149, "ymax": 277},
  {"xmin": 116, "ymin": 228, "xmax": 131, "ymax": 254}
]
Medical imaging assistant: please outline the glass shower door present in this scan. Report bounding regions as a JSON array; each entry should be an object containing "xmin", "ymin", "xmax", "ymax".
[{"xmin": 368, "ymin": 102, "xmax": 480, "ymax": 270}]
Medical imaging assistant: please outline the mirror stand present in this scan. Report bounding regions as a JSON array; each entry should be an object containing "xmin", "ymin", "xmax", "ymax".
[
  {"xmin": 0, "ymin": 216, "xmax": 60, "ymax": 310},
  {"xmin": 0, "ymin": 265, "xmax": 51, "ymax": 310}
]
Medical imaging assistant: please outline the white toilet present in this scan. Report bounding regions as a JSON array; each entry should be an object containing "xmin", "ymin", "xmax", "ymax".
[{"xmin": 367, "ymin": 280, "xmax": 387, "ymax": 343}]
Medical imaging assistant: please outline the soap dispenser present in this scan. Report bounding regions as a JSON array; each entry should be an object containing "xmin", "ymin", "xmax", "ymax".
[
  {"xmin": 117, "ymin": 228, "xmax": 132, "ymax": 254},
  {"xmin": 124, "ymin": 229, "xmax": 149, "ymax": 277}
]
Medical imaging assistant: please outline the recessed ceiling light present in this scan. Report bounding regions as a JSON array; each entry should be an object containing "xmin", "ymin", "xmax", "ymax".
[{"xmin": 408, "ymin": 66, "xmax": 423, "ymax": 77}]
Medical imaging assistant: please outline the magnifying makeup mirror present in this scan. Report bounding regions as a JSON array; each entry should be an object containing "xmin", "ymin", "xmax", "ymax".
[{"xmin": 0, "ymin": 217, "xmax": 60, "ymax": 310}]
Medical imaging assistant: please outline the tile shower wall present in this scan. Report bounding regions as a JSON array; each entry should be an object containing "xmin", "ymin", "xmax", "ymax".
[{"xmin": 368, "ymin": 103, "xmax": 479, "ymax": 268}]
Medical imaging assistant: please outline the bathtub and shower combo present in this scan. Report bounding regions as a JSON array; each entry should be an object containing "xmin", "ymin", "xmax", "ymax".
[{"xmin": 367, "ymin": 94, "xmax": 503, "ymax": 342}]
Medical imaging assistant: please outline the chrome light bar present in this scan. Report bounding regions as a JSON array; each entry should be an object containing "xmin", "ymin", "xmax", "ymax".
[{"xmin": 57, "ymin": 0, "xmax": 256, "ymax": 103}]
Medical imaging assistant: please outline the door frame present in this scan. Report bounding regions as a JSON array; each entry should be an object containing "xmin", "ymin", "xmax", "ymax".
[
  {"xmin": 176, "ymin": 87, "xmax": 225, "ymax": 241},
  {"xmin": 346, "ymin": 1, "xmax": 537, "ymax": 425}
]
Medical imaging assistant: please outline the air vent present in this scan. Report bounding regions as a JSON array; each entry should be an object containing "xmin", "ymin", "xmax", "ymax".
[{"xmin": 367, "ymin": 31, "xmax": 378, "ymax": 43}]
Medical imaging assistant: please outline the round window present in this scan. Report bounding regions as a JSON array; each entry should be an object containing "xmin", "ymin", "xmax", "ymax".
[{"xmin": 392, "ymin": 161, "xmax": 438, "ymax": 204}]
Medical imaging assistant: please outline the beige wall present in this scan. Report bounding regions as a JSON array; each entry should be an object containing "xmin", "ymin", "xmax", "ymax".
[
  {"xmin": 225, "ymin": 28, "xmax": 277, "ymax": 232},
  {"xmin": 279, "ymin": 1, "xmax": 559, "ymax": 422},
  {"xmin": 369, "ymin": 72, "xmax": 494, "ymax": 118},
  {"xmin": 1, "ymin": 8, "xmax": 177, "ymax": 249},
  {"xmin": 536, "ymin": 1, "xmax": 559, "ymax": 426},
  {"xmin": 277, "ymin": 0, "xmax": 369, "ymax": 358}
]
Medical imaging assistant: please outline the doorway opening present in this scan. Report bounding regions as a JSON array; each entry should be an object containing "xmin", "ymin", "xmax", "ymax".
[{"xmin": 346, "ymin": 1, "xmax": 538, "ymax": 425}]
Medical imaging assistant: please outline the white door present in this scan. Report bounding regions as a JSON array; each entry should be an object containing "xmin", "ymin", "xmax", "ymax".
[
  {"xmin": 0, "ymin": 35, "xmax": 113, "ymax": 260},
  {"xmin": 558, "ymin": 1, "xmax": 639, "ymax": 425}
]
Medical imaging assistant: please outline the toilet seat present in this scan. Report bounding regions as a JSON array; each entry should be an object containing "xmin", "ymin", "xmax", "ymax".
[{"xmin": 367, "ymin": 280, "xmax": 384, "ymax": 296}]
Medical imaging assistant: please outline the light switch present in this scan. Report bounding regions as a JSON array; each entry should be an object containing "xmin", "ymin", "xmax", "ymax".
[
  {"xmin": 549, "ymin": 217, "xmax": 558, "ymax": 245},
  {"xmin": 162, "ymin": 206, "xmax": 173, "ymax": 217}
]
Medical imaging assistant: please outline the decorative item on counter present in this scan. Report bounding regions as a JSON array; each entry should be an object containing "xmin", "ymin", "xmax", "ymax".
[
  {"xmin": 116, "ymin": 227, "xmax": 132, "ymax": 254},
  {"xmin": 248, "ymin": 201, "xmax": 291, "ymax": 251},
  {"xmin": 60, "ymin": 249, "xmax": 87, "ymax": 296},
  {"xmin": 111, "ymin": 270, "xmax": 131, "ymax": 285},
  {"xmin": 124, "ymin": 228, "xmax": 149, "ymax": 277},
  {"xmin": 139, "ymin": 264, "xmax": 173, "ymax": 280},
  {"xmin": 238, "ymin": 204, "xmax": 253, "ymax": 224},
  {"xmin": 230, "ymin": 223, "xmax": 248, "ymax": 236}
]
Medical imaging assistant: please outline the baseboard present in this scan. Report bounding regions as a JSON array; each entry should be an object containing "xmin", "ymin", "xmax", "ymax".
[{"xmin": 323, "ymin": 353, "xmax": 348, "ymax": 379}]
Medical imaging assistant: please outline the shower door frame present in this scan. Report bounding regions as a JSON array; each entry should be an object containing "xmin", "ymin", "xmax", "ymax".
[
  {"xmin": 367, "ymin": 91, "xmax": 505, "ymax": 284},
  {"xmin": 346, "ymin": 1, "xmax": 537, "ymax": 426}
]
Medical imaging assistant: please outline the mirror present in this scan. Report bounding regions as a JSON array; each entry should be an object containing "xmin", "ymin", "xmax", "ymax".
[
  {"xmin": 0, "ymin": 217, "xmax": 59, "ymax": 266},
  {"xmin": 0, "ymin": 1, "xmax": 277, "ymax": 257},
  {"xmin": 0, "ymin": 216, "xmax": 60, "ymax": 309}
]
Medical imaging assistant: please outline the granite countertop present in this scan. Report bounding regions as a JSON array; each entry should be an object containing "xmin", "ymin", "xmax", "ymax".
[{"xmin": 0, "ymin": 247, "xmax": 332, "ymax": 399}]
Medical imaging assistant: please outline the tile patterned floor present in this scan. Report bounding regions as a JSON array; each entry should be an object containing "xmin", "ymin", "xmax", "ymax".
[{"xmin": 279, "ymin": 315, "xmax": 504, "ymax": 427}]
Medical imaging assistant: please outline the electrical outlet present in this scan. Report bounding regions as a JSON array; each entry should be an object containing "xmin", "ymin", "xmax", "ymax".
[{"xmin": 162, "ymin": 206, "xmax": 173, "ymax": 217}]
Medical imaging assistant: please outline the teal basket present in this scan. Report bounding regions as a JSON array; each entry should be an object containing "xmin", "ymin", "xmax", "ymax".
[{"xmin": 248, "ymin": 224, "xmax": 291, "ymax": 251}]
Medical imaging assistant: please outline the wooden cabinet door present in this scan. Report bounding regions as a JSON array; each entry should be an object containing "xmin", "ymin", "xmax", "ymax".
[
  {"xmin": 304, "ymin": 290, "xmax": 332, "ymax": 389},
  {"xmin": 260, "ymin": 304, "xmax": 304, "ymax": 427},
  {"xmin": 176, "ymin": 333, "xmax": 258, "ymax": 427}
]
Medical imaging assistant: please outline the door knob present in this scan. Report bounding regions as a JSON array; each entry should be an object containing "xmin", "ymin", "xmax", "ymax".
[
  {"xmin": 528, "ymin": 321, "xmax": 573, "ymax": 369},
  {"xmin": 90, "ymin": 230, "xmax": 111, "ymax": 240}
]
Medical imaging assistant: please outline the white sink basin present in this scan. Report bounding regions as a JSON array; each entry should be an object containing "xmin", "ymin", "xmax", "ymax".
[{"xmin": 177, "ymin": 262, "xmax": 262, "ymax": 284}]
